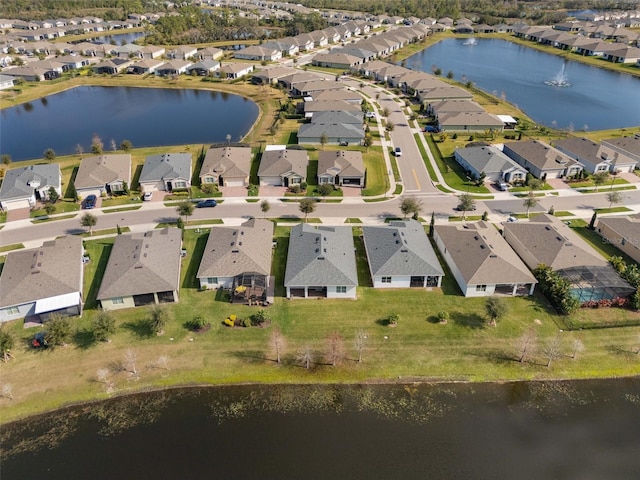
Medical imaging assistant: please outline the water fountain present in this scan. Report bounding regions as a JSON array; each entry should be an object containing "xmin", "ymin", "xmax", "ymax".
[
  {"xmin": 463, "ymin": 37, "xmax": 478, "ymax": 46},
  {"xmin": 545, "ymin": 62, "xmax": 571, "ymax": 87}
]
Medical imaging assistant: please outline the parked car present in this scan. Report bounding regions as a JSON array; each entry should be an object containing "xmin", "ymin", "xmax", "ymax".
[
  {"xmin": 394, "ymin": 147, "xmax": 402, "ymax": 157},
  {"xmin": 454, "ymin": 205, "xmax": 477, "ymax": 212},
  {"xmin": 339, "ymin": 141, "xmax": 349, "ymax": 146},
  {"xmin": 496, "ymin": 181, "xmax": 509, "ymax": 191},
  {"xmin": 424, "ymin": 125, "xmax": 440, "ymax": 133},
  {"xmin": 196, "ymin": 199, "xmax": 217, "ymax": 208},
  {"xmin": 84, "ymin": 194, "xmax": 97, "ymax": 209},
  {"xmin": 143, "ymin": 191, "xmax": 153, "ymax": 201},
  {"xmin": 365, "ymin": 111, "xmax": 376, "ymax": 119}
]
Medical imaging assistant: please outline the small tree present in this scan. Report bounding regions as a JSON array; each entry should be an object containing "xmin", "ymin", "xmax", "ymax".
[
  {"xmin": 44, "ymin": 203, "xmax": 56, "ymax": 215},
  {"xmin": 592, "ymin": 171, "xmax": 608, "ymax": 192},
  {"xmin": 542, "ymin": 337, "xmax": 563, "ymax": 368},
  {"xmin": 457, "ymin": 193, "xmax": 475, "ymax": 220},
  {"xmin": 96, "ymin": 368, "xmax": 110, "ymax": 384},
  {"xmin": 93, "ymin": 310, "xmax": 116, "ymax": 342},
  {"xmin": 354, "ymin": 329, "xmax": 367, "ymax": 363},
  {"xmin": 429, "ymin": 211, "xmax": 435, "ymax": 237},
  {"xmin": 0, "ymin": 327, "xmax": 15, "ymax": 362},
  {"xmin": 485, "ymin": 296, "xmax": 507, "ymax": 326},
  {"xmin": 260, "ymin": 199, "xmax": 271, "ymax": 218},
  {"xmin": 522, "ymin": 191, "xmax": 537, "ymax": 218},
  {"xmin": 121, "ymin": 180, "xmax": 129, "ymax": 195},
  {"xmin": 548, "ymin": 205, "xmax": 555, "ymax": 215},
  {"xmin": 120, "ymin": 139, "xmax": 132, "ymax": 152},
  {"xmin": 316, "ymin": 183, "xmax": 334, "ymax": 197},
  {"xmin": 570, "ymin": 338, "xmax": 585, "ymax": 359},
  {"xmin": 437, "ymin": 311, "xmax": 449, "ymax": 324},
  {"xmin": 269, "ymin": 326, "xmax": 286, "ymax": 364},
  {"xmin": 320, "ymin": 132, "xmax": 328, "ymax": 150},
  {"xmin": 382, "ymin": 107, "xmax": 390, "ymax": 117},
  {"xmin": 91, "ymin": 134, "xmax": 104, "ymax": 155},
  {"xmin": 43, "ymin": 148, "xmax": 56, "ymax": 163},
  {"xmin": 124, "ymin": 349, "xmax": 138, "ymax": 376},
  {"xmin": 386, "ymin": 121, "xmax": 394, "ymax": 132},
  {"xmin": 387, "ymin": 313, "xmax": 399, "ymax": 326},
  {"xmin": 1, "ymin": 154, "xmax": 12, "ymax": 165},
  {"xmin": 148, "ymin": 304, "xmax": 169, "ymax": 335},
  {"xmin": 157, "ymin": 355, "xmax": 170, "ymax": 370},
  {"xmin": 176, "ymin": 200, "xmax": 194, "ymax": 225},
  {"xmin": 516, "ymin": 329, "xmax": 537, "ymax": 363},
  {"xmin": 110, "ymin": 138, "xmax": 117, "ymax": 151},
  {"xmin": 400, "ymin": 196, "xmax": 422, "ymax": 219},
  {"xmin": 605, "ymin": 191, "xmax": 622, "ymax": 209},
  {"xmin": 299, "ymin": 198, "xmax": 316, "ymax": 222},
  {"xmin": 326, "ymin": 331, "xmax": 345, "ymax": 367},
  {"xmin": 80, "ymin": 212, "xmax": 97, "ymax": 235},
  {"xmin": 45, "ymin": 314, "xmax": 72, "ymax": 347},
  {"xmin": 297, "ymin": 345, "xmax": 314, "ymax": 369},
  {"xmin": 589, "ymin": 211, "xmax": 598, "ymax": 230},
  {"xmin": 47, "ymin": 186, "xmax": 59, "ymax": 204},
  {"xmin": 2, "ymin": 384, "xmax": 13, "ymax": 400}
]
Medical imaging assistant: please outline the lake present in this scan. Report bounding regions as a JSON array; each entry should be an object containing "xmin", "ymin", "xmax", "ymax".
[
  {"xmin": 2, "ymin": 379, "xmax": 639, "ymax": 479},
  {"xmin": 87, "ymin": 31, "xmax": 147, "ymax": 45},
  {"xmin": 405, "ymin": 38, "xmax": 640, "ymax": 130},
  {"xmin": 0, "ymin": 86, "xmax": 259, "ymax": 161}
]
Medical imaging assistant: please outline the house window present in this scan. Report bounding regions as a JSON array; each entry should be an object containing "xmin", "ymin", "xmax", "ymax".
[
  {"xmin": 174, "ymin": 181, "xmax": 187, "ymax": 189},
  {"xmin": 112, "ymin": 297, "xmax": 124, "ymax": 304},
  {"xmin": 336, "ymin": 286, "xmax": 347, "ymax": 293},
  {"xmin": 290, "ymin": 177, "xmax": 301, "ymax": 185},
  {"xmin": 381, "ymin": 277, "xmax": 392, "ymax": 283},
  {"xmin": 6, "ymin": 306, "xmax": 19, "ymax": 315},
  {"xmin": 204, "ymin": 177, "xmax": 216, "ymax": 184},
  {"xmin": 207, "ymin": 277, "xmax": 218, "ymax": 284},
  {"xmin": 476, "ymin": 285, "xmax": 487, "ymax": 292}
]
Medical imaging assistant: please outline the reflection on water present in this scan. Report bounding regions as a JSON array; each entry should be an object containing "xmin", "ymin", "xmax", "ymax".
[{"xmin": 2, "ymin": 379, "xmax": 639, "ymax": 479}]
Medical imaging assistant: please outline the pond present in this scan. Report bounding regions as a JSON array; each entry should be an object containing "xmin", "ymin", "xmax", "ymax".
[
  {"xmin": 0, "ymin": 86, "xmax": 259, "ymax": 161},
  {"xmin": 405, "ymin": 38, "xmax": 640, "ymax": 130},
  {"xmin": 87, "ymin": 31, "xmax": 147, "ymax": 45},
  {"xmin": 2, "ymin": 379, "xmax": 639, "ymax": 479}
]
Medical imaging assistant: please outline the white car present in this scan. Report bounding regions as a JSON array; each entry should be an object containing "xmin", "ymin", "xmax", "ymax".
[
  {"xmin": 365, "ymin": 111, "xmax": 376, "ymax": 119},
  {"xmin": 394, "ymin": 147, "xmax": 402, "ymax": 157},
  {"xmin": 143, "ymin": 191, "xmax": 153, "ymax": 201}
]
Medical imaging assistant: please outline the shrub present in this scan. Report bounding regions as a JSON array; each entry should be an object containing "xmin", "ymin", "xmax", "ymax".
[
  {"xmin": 437, "ymin": 311, "xmax": 449, "ymax": 323},
  {"xmin": 223, "ymin": 318, "xmax": 234, "ymax": 327},
  {"xmin": 242, "ymin": 318, "xmax": 252, "ymax": 327},
  {"xmin": 289, "ymin": 185, "xmax": 301, "ymax": 194},
  {"xmin": 252, "ymin": 309, "xmax": 271, "ymax": 326},
  {"xmin": 188, "ymin": 315, "xmax": 207, "ymax": 331},
  {"xmin": 387, "ymin": 313, "xmax": 399, "ymax": 325}
]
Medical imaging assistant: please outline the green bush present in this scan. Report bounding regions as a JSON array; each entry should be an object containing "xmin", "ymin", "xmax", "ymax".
[{"xmin": 188, "ymin": 315, "xmax": 207, "ymax": 331}]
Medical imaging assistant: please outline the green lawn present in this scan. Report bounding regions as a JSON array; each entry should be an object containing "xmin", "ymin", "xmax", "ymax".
[
  {"xmin": 569, "ymin": 178, "xmax": 629, "ymax": 189},
  {"xmin": 101, "ymin": 195, "xmax": 143, "ymax": 208},
  {"xmin": 103, "ymin": 206, "xmax": 142, "ymax": 214},
  {"xmin": 426, "ymin": 136, "xmax": 491, "ymax": 193},
  {"xmin": 594, "ymin": 207, "xmax": 633, "ymax": 214},
  {"xmin": 569, "ymin": 219, "xmax": 639, "ymax": 265},
  {"xmin": 0, "ymin": 243, "xmax": 24, "ymax": 253},
  {"xmin": 30, "ymin": 201, "xmax": 80, "ymax": 218},
  {"xmin": 31, "ymin": 214, "xmax": 77, "ymax": 224}
]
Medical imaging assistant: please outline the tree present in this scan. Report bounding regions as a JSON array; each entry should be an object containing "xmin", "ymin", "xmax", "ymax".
[
  {"xmin": 325, "ymin": 331, "xmax": 345, "ymax": 367},
  {"xmin": 299, "ymin": 198, "xmax": 315, "ymax": 222},
  {"xmin": 121, "ymin": 180, "xmax": 129, "ymax": 195},
  {"xmin": 157, "ymin": 355, "xmax": 170, "ymax": 370},
  {"xmin": 260, "ymin": 199, "xmax": 271, "ymax": 218},
  {"xmin": 399, "ymin": 196, "xmax": 422, "ymax": 219},
  {"xmin": 446, "ymin": 70, "xmax": 454, "ymax": 79},
  {"xmin": 44, "ymin": 203, "xmax": 56, "ymax": 215},
  {"xmin": 297, "ymin": 345, "xmax": 314, "ymax": 369},
  {"xmin": 0, "ymin": 327, "xmax": 15, "ymax": 362},
  {"xmin": 2, "ymin": 384, "xmax": 13, "ymax": 400},
  {"xmin": 124, "ymin": 349, "xmax": 138, "ymax": 376},
  {"xmin": 319, "ymin": 132, "xmax": 328, "ymax": 150},
  {"xmin": 382, "ymin": 107, "xmax": 390, "ymax": 117},
  {"xmin": 91, "ymin": 134, "xmax": 104, "ymax": 155},
  {"xmin": 80, "ymin": 212, "xmax": 97, "ymax": 235},
  {"xmin": 93, "ymin": 310, "xmax": 116, "ymax": 342},
  {"xmin": 354, "ymin": 329, "xmax": 367, "ymax": 363},
  {"xmin": 96, "ymin": 368, "xmax": 110, "ymax": 384},
  {"xmin": 148, "ymin": 304, "xmax": 169, "ymax": 335},
  {"xmin": 429, "ymin": 211, "xmax": 435, "ymax": 237},
  {"xmin": 43, "ymin": 148, "xmax": 56, "ymax": 163},
  {"xmin": 589, "ymin": 211, "xmax": 598, "ymax": 230},
  {"xmin": 269, "ymin": 326, "xmax": 286, "ymax": 364},
  {"xmin": 120, "ymin": 139, "xmax": 132, "ymax": 152},
  {"xmin": 605, "ymin": 191, "xmax": 622, "ymax": 209},
  {"xmin": 316, "ymin": 183, "xmax": 334, "ymax": 197},
  {"xmin": 47, "ymin": 186, "xmax": 59, "ymax": 204},
  {"xmin": 570, "ymin": 338, "xmax": 585, "ymax": 359},
  {"xmin": 542, "ymin": 336, "xmax": 563, "ymax": 368},
  {"xmin": 176, "ymin": 200, "xmax": 194, "ymax": 225},
  {"xmin": 516, "ymin": 329, "xmax": 537, "ymax": 363},
  {"xmin": 45, "ymin": 314, "xmax": 72, "ymax": 347},
  {"xmin": 523, "ymin": 190, "xmax": 538, "ymax": 218},
  {"xmin": 1, "ymin": 154, "xmax": 11, "ymax": 166},
  {"xmin": 592, "ymin": 171, "xmax": 608, "ymax": 192},
  {"xmin": 457, "ymin": 193, "xmax": 475, "ymax": 220},
  {"xmin": 485, "ymin": 296, "xmax": 507, "ymax": 326}
]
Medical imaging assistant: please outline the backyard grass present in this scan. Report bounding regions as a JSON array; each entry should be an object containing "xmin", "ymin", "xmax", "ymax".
[{"xmin": 2, "ymin": 227, "xmax": 640, "ymax": 424}]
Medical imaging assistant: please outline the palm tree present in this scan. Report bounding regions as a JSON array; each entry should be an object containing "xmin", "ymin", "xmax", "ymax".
[{"xmin": 80, "ymin": 212, "xmax": 97, "ymax": 235}]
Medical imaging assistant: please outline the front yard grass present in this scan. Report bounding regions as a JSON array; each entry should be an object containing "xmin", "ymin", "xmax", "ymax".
[
  {"xmin": 2, "ymin": 227, "xmax": 640, "ymax": 424},
  {"xmin": 426, "ymin": 136, "xmax": 491, "ymax": 193}
]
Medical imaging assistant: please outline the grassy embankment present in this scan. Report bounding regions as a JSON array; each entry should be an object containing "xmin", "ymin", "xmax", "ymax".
[{"xmin": 1, "ymin": 225, "xmax": 639, "ymax": 424}]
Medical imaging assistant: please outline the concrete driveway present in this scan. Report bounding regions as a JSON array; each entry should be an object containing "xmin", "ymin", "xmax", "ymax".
[{"xmin": 6, "ymin": 207, "xmax": 30, "ymax": 222}]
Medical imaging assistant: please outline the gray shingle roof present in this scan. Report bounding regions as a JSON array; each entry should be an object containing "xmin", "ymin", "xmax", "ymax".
[
  {"xmin": 363, "ymin": 220, "xmax": 444, "ymax": 277},
  {"xmin": 197, "ymin": 219, "xmax": 274, "ymax": 278},
  {"xmin": 284, "ymin": 224, "xmax": 358, "ymax": 288},
  {"xmin": 455, "ymin": 145, "xmax": 524, "ymax": 175},
  {"xmin": 97, "ymin": 228, "xmax": 182, "ymax": 300},
  {"xmin": 74, "ymin": 154, "xmax": 131, "ymax": 190},
  {"xmin": 298, "ymin": 122, "xmax": 365, "ymax": 140},
  {"xmin": 503, "ymin": 140, "xmax": 580, "ymax": 171},
  {"xmin": 435, "ymin": 222, "xmax": 536, "ymax": 285},
  {"xmin": 311, "ymin": 110, "xmax": 363, "ymax": 125},
  {"xmin": 200, "ymin": 146, "xmax": 251, "ymax": 180},
  {"xmin": 0, "ymin": 164, "xmax": 61, "ymax": 201},
  {"xmin": 318, "ymin": 150, "xmax": 365, "ymax": 178},
  {"xmin": 0, "ymin": 236, "xmax": 83, "ymax": 308},
  {"xmin": 597, "ymin": 215, "xmax": 640, "ymax": 243},
  {"xmin": 258, "ymin": 148, "xmax": 308, "ymax": 177},
  {"xmin": 139, "ymin": 153, "xmax": 191, "ymax": 183}
]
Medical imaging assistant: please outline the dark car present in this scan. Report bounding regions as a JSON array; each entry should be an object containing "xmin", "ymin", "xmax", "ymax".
[
  {"xmin": 454, "ymin": 205, "xmax": 477, "ymax": 211},
  {"xmin": 424, "ymin": 125, "xmax": 440, "ymax": 133},
  {"xmin": 84, "ymin": 194, "xmax": 97, "ymax": 209},
  {"xmin": 196, "ymin": 199, "xmax": 218, "ymax": 208}
]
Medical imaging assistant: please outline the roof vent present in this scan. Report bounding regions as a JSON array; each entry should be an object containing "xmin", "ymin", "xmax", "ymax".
[
  {"xmin": 545, "ymin": 226, "xmax": 551, "ymax": 230},
  {"xmin": 480, "ymin": 245, "xmax": 486, "ymax": 249},
  {"xmin": 489, "ymin": 254, "xmax": 497, "ymax": 258},
  {"xmin": 318, "ymin": 256, "xmax": 325, "ymax": 260},
  {"xmin": 556, "ymin": 236, "xmax": 563, "ymax": 241},
  {"xmin": 232, "ymin": 249, "xmax": 239, "ymax": 253},
  {"xmin": 400, "ymin": 248, "xmax": 408, "ymax": 253}
]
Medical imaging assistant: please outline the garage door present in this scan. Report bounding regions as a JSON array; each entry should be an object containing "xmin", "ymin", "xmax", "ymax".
[
  {"xmin": 3, "ymin": 198, "xmax": 31, "ymax": 210},
  {"xmin": 78, "ymin": 188, "xmax": 102, "ymax": 199},
  {"xmin": 224, "ymin": 179, "xmax": 245, "ymax": 187},
  {"xmin": 259, "ymin": 177, "xmax": 282, "ymax": 186}
]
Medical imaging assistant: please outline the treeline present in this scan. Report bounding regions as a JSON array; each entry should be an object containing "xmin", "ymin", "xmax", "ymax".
[{"xmin": 0, "ymin": 0, "xmax": 147, "ymax": 21}]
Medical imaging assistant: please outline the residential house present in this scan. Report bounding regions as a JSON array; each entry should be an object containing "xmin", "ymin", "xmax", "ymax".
[
  {"xmin": 311, "ymin": 89, "xmax": 362, "ymax": 104},
  {"xmin": 219, "ymin": 63, "xmax": 254, "ymax": 79},
  {"xmin": 138, "ymin": 153, "xmax": 192, "ymax": 193},
  {"xmin": 312, "ymin": 52, "xmax": 362, "ymax": 69},
  {"xmin": 502, "ymin": 140, "xmax": 584, "ymax": 179},
  {"xmin": 426, "ymin": 99, "xmax": 485, "ymax": 117},
  {"xmin": 298, "ymin": 122, "xmax": 364, "ymax": 146},
  {"xmin": 596, "ymin": 214, "xmax": 640, "ymax": 264},
  {"xmin": 307, "ymin": 110, "xmax": 363, "ymax": 125},
  {"xmin": 262, "ymin": 40, "xmax": 298, "ymax": 57},
  {"xmin": 503, "ymin": 213, "xmax": 634, "ymax": 302},
  {"xmin": 284, "ymin": 224, "xmax": 358, "ymax": 299},
  {"xmin": 258, "ymin": 146, "xmax": 308, "ymax": 187},
  {"xmin": 155, "ymin": 60, "xmax": 192, "ymax": 76},
  {"xmin": 2, "ymin": 66, "xmax": 58, "ymax": 81},
  {"xmin": 200, "ymin": 145, "xmax": 252, "ymax": 187},
  {"xmin": 0, "ymin": 236, "xmax": 84, "ymax": 323},
  {"xmin": 279, "ymin": 71, "xmax": 323, "ymax": 90},
  {"xmin": 437, "ymin": 111, "xmax": 505, "ymax": 133},
  {"xmin": 186, "ymin": 60, "xmax": 220, "ymax": 76},
  {"xmin": 169, "ymin": 45, "xmax": 197, "ymax": 60},
  {"xmin": 434, "ymin": 222, "xmax": 537, "ymax": 297},
  {"xmin": 73, "ymin": 154, "xmax": 132, "ymax": 199},
  {"xmin": 197, "ymin": 46, "xmax": 224, "ymax": 61},
  {"xmin": 97, "ymin": 228, "xmax": 182, "ymax": 310},
  {"xmin": 308, "ymin": 30, "xmax": 329, "ymax": 48},
  {"xmin": 196, "ymin": 219, "xmax": 274, "ymax": 302},
  {"xmin": 251, "ymin": 66, "xmax": 297, "ymax": 85},
  {"xmin": 0, "ymin": 164, "xmax": 61, "ymax": 210},
  {"xmin": 234, "ymin": 45, "xmax": 282, "ymax": 62},
  {"xmin": 363, "ymin": 219, "xmax": 444, "ymax": 288},
  {"xmin": 317, "ymin": 150, "xmax": 366, "ymax": 188},
  {"xmin": 418, "ymin": 85, "xmax": 474, "ymax": 103},
  {"xmin": 599, "ymin": 136, "xmax": 640, "ymax": 173},
  {"xmin": 128, "ymin": 58, "xmax": 164, "ymax": 74},
  {"xmin": 92, "ymin": 58, "xmax": 132, "ymax": 74},
  {"xmin": 141, "ymin": 45, "xmax": 165, "ymax": 59},
  {"xmin": 291, "ymin": 79, "xmax": 345, "ymax": 97},
  {"xmin": 454, "ymin": 145, "xmax": 527, "ymax": 183},
  {"xmin": 555, "ymin": 137, "xmax": 619, "ymax": 174},
  {"xmin": 0, "ymin": 74, "xmax": 14, "ymax": 90}
]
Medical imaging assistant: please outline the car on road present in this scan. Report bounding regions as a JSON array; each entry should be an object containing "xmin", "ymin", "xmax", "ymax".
[
  {"xmin": 196, "ymin": 199, "xmax": 217, "ymax": 208},
  {"xmin": 83, "ymin": 194, "xmax": 97, "ymax": 209},
  {"xmin": 454, "ymin": 205, "xmax": 477, "ymax": 212},
  {"xmin": 394, "ymin": 147, "xmax": 402, "ymax": 157},
  {"xmin": 143, "ymin": 191, "xmax": 153, "ymax": 201}
]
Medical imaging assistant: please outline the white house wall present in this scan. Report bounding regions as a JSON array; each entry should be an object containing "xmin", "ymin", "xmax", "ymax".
[
  {"xmin": 0, "ymin": 302, "xmax": 34, "ymax": 323},
  {"xmin": 198, "ymin": 275, "xmax": 233, "ymax": 290},
  {"xmin": 326, "ymin": 285, "xmax": 357, "ymax": 299},
  {"xmin": 373, "ymin": 275, "xmax": 412, "ymax": 288},
  {"xmin": 100, "ymin": 296, "xmax": 135, "ymax": 310}
]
